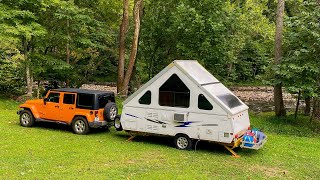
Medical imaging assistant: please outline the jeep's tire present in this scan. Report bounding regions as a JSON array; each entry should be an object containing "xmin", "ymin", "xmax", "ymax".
[
  {"xmin": 114, "ymin": 115, "xmax": 122, "ymax": 131},
  {"xmin": 104, "ymin": 102, "xmax": 118, "ymax": 121},
  {"xmin": 20, "ymin": 110, "xmax": 35, "ymax": 127},
  {"xmin": 72, "ymin": 117, "xmax": 90, "ymax": 135},
  {"xmin": 174, "ymin": 134, "xmax": 192, "ymax": 150}
]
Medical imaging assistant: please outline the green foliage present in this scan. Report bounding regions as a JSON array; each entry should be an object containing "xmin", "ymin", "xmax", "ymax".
[
  {"xmin": 0, "ymin": 0, "xmax": 121, "ymax": 94},
  {"xmin": 0, "ymin": 58, "xmax": 25, "ymax": 95},
  {"xmin": 139, "ymin": 0, "xmax": 274, "ymax": 83},
  {"xmin": 281, "ymin": 1, "xmax": 320, "ymax": 97}
]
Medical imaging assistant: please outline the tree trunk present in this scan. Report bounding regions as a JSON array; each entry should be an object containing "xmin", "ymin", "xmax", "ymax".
[
  {"xmin": 118, "ymin": 0, "xmax": 129, "ymax": 94},
  {"xmin": 294, "ymin": 90, "xmax": 301, "ymax": 119},
  {"xmin": 274, "ymin": 0, "xmax": 286, "ymax": 117},
  {"xmin": 66, "ymin": 18, "xmax": 70, "ymax": 87},
  {"xmin": 66, "ymin": 18, "xmax": 70, "ymax": 64},
  {"xmin": 23, "ymin": 38, "xmax": 33, "ymax": 96},
  {"xmin": 305, "ymin": 96, "xmax": 311, "ymax": 116},
  {"xmin": 312, "ymin": 98, "xmax": 320, "ymax": 121},
  {"xmin": 227, "ymin": 63, "xmax": 233, "ymax": 78},
  {"xmin": 121, "ymin": 0, "xmax": 143, "ymax": 96}
]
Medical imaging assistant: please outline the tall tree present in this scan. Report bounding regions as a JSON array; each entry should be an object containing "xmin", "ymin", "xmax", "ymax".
[
  {"xmin": 118, "ymin": 0, "xmax": 143, "ymax": 96},
  {"xmin": 274, "ymin": 0, "xmax": 286, "ymax": 117},
  {"xmin": 118, "ymin": 0, "xmax": 129, "ymax": 94}
]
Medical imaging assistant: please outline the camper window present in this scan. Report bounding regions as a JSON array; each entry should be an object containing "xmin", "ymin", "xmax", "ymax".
[
  {"xmin": 139, "ymin": 91, "xmax": 151, "ymax": 105},
  {"xmin": 217, "ymin": 94, "xmax": 242, "ymax": 109},
  {"xmin": 198, "ymin": 94, "xmax": 213, "ymax": 110},
  {"xmin": 159, "ymin": 74, "xmax": 190, "ymax": 108}
]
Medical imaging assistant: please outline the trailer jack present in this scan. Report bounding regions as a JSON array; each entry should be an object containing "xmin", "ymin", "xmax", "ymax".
[
  {"xmin": 126, "ymin": 131, "xmax": 149, "ymax": 141},
  {"xmin": 224, "ymin": 146, "xmax": 240, "ymax": 158},
  {"xmin": 127, "ymin": 132, "xmax": 136, "ymax": 141}
]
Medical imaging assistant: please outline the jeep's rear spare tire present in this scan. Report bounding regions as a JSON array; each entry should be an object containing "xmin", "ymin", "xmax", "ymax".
[
  {"xmin": 20, "ymin": 110, "xmax": 35, "ymax": 127},
  {"xmin": 72, "ymin": 117, "xmax": 90, "ymax": 135},
  {"xmin": 104, "ymin": 102, "xmax": 118, "ymax": 121}
]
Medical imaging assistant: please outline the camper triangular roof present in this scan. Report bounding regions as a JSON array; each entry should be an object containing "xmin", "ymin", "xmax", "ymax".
[{"xmin": 123, "ymin": 60, "xmax": 248, "ymax": 115}]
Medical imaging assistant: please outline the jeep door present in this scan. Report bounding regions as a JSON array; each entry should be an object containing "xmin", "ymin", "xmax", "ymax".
[
  {"xmin": 60, "ymin": 93, "xmax": 76, "ymax": 123},
  {"xmin": 44, "ymin": 92, "xmax": 61, "ymax": 120}
]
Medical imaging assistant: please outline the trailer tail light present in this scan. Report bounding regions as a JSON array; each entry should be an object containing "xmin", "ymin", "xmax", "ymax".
[
  {"xmin": 235, "ymin": 134, "xmax": 239, "ymax": 139},
  {"xmin": 248, "ymin": 126, "xmax": 251, "ymax": 130},
  {"xmin": 94, "ymin": 111, "xmax": 100, "ymax": 122}
]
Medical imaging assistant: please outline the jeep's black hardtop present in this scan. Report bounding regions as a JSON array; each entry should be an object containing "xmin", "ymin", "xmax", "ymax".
[
  {"xmin": 52, "ymin": 88, "xmax": 114, "ymax": 95},
  {"xmin": 49, "ymin": 88, "xmax": 115, "ymax": 110}
]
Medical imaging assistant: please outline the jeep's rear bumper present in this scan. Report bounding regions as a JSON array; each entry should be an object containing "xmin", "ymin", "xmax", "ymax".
[{"xmin": 89, "ymin": 121, "xmax": 107, "ymax": 128}]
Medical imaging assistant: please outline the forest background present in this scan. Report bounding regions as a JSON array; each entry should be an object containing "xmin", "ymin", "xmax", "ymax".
[{"xmin": 0, "ymin": 0, "xmax": 319, "ymax": 118}]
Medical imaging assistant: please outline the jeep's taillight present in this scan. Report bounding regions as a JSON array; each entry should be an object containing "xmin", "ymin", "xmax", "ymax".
[{"xmin": 94, "ymin": 111, "xmax": 98, "ymax": 117}]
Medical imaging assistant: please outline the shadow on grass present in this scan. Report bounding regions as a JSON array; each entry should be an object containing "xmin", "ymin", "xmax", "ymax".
[
  {"xmin": 25, "ymin": 121, "xmax": 112, "ymax": 135},
  {"xmin": 113, "ymin": 132, "xmax": 253, "ymax": 156}
]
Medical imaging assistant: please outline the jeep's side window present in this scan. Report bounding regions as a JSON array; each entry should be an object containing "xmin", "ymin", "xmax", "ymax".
[
  {"xmin": 139, "ymin": 91, "xmax": 151, "ymax": 105},
  {"xmin": 77, "ymin": 93, "xmax": 94, "ymax": 109},
  {"xmin": 159, "ymin": 74, "xmax": 190, "ymax": 108},
  {"xmin": 63, "ymin": 94, "xmax": 75, "ymax": 104},
  {"xmin": 47, "ymin": 92, "xmax": 60, "ymax": 103},
  {"xmin": 198, "ymin": 94, "xmax": 213, "ymax": 110}
]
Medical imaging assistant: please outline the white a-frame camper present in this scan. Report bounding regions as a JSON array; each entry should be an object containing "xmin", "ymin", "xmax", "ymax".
[{"xmin": 117, "ymin": 60, "xmax": 265, "ymax": 152}]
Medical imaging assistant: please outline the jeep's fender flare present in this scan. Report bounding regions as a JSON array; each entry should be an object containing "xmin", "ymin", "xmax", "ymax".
[
  {"xmin": 71, "ymin": 113, "xmax": 92, "ymax": 124},
  {"xmin": 19, "ymin": 105, "xmax": 40, "ymax": 119}
]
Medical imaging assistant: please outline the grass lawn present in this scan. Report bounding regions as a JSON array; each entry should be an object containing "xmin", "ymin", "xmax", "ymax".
[{"xmin": 0, "ymin": 96, "xmax": 319, "ymax": 179}]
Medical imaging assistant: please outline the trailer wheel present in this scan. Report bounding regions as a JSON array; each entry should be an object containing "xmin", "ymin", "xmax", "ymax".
[
  {"xmin": 174, "ymin": 134, "xmax": 192, "ymax": 150},
  {"xmin": 114, "ymin": 115, "xmax": 122, "ymax": 131}
]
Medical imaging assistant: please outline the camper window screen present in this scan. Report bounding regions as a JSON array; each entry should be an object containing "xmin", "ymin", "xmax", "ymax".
[
  {"xmin": 217, "ymin": 94, "xmax": 242, "ymax": 109},
  {"xmin": 139, "ymin": 91, "xmax": 151, "ymax": 105},
  {"xmin": 198, "ymin": 94, "xmax": 213, "ymax": 110},
  {"xmin": 159, "ymin": 74, "xmax": 190, "ymax": 108}
]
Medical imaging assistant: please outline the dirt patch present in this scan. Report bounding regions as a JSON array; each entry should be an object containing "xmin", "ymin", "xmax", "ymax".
[
  {"xmin": 249, "ymin": 165, "xmax": 290, "ymax": 178},
  {"xmin": 231, "ymin": 86, "xmax": 300, "ymax": 112}
]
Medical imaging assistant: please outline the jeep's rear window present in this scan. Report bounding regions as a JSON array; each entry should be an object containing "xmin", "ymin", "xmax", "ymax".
[
  {"xmin": 98, "ymin": 94, "xmax": 115, "ymax": 109},
  {"xmin": 77, "ymin": 93, "xmax": 94, "ymax": 109}
]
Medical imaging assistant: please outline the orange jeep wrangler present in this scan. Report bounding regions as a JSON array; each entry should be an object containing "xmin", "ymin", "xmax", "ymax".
[{"xmin": 17, "ymin": 88, "xmax": 118, "ymax": 135}]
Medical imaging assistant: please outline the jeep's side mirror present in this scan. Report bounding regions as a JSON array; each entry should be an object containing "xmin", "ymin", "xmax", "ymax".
[{"xmin": 44, "ymin": 98, "xmax": 48, "ymax": 105}]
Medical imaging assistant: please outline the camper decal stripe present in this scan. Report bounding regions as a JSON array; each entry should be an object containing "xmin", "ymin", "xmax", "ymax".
[
  {"xmin": 145, "ymin": 118, "xmax": 167, "ymax": 124},
  {"xmin": 175, "ymin": 121, "xmax": 193, "ymax": 127},
  {"xmin": 201, "ymin": 124, "xmax": 218, "ymax": 126},
  {"xmin": 125, "ymin": 113, "xmax": 140, "ymax": 119}
]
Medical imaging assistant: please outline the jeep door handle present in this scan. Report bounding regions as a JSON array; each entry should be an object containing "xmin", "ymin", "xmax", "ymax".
[
  {"xmin": 69, "ymin": 107, "xmax": 74, "ymax": 109},
  {"xmin": 55, "ymin": 105, "xmax": 59, "ymax": 108}
]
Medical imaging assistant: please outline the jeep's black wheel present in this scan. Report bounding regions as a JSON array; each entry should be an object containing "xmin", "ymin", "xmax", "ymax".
[
  {"xmin": 72, "ymin": 117, "xmax": 90, "ymax": 135},
  {"xmin": 114, "ymin": 115, "xmax": 122, "ymax": 131},
  {"xmin": 20, "ymin": 110, "xmax": 35, "ymax": 127},
  {"xmin": 174, "ymin": 134, "xmax": 192, "ymax": 150},
  {"xmin": 104, "ymin": 102, "xmax": 118, "ymax": 121}
]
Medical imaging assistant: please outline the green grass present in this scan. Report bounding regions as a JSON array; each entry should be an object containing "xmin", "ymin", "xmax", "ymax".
[{"xmin": 0, "ymin": 97, "xmax": 319, "ymax": 179}]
